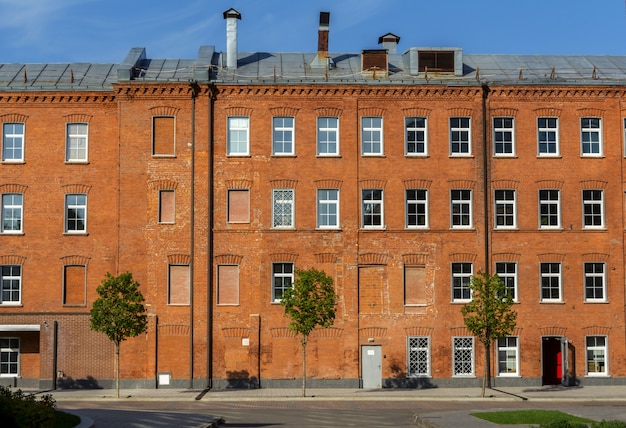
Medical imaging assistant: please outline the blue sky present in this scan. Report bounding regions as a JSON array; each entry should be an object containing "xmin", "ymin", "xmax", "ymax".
[{"xmin": 2, "ymin": 0, "xmax": 626, "ymax": 63}]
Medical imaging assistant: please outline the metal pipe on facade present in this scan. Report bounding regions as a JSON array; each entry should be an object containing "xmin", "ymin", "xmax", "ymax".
[
  {"xmin": 189, "ymin": 81, "xmax": 200, "ymax": 389},
  {"xmin": 206, "ymin": 84, "xmax": 216, "ymax": 390},
  {"xmin": 481, "ymin": 84, "xmax": 491, "ymax": 274}
]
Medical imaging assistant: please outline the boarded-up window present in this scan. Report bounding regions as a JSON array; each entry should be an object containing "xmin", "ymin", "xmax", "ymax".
[
  {"xmin": 159, "ymin": 190, "xmax": 175, "ymax": 223},
  {"xmin": 405, "ymin": 266, "xmax": 427, "ymax": 305},
  {"xmin": 358, "ymin": 266, "xmax": 385, "ymax": 314},
  {"xmin": 217, "ymin": 265, "xmax": 239, "ymax": 305},
  {"xmin": 228, "ymin": 190, "xmax": 250, "ymax": 223},
  {"xmin": 64, "ymin": 265, "xmax": 85, "ymax": 305},
  {"xmin": 168, "ymin": 265, "xmax": 190, "ymax": 305},
  {"xmin": 153, "ymin": 116, "xmax": 175, "ymax": 155}
]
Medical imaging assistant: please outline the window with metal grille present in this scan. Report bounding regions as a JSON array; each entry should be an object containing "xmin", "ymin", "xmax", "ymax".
[
  {"xmin": 407, "ymin": 336, "xmax": 430, "ymax": 377},
  {"xmin": 452, "ymin": 336, "xmax": 474, "ymax": 376},
  {"xmin": 272, "ymin": 189, "xmax": 294, "ymax": 228}
]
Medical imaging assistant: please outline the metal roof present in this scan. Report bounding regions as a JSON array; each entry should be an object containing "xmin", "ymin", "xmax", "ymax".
[{"xmin": 3, "ymin": 47, "xmax": 626, "ymax": 91}]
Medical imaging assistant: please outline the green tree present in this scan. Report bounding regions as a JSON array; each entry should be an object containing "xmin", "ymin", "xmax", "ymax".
[
  {"xmin": 280, "ymin": 268, "xmax": 337, "ymax": 397},
  {"xmin": 460, "ymin": 270, "xmax": 517, "ymax": 397},
  {"xmin": 90, "ymin": 272, "xmax": 148, "ymax": 398}
]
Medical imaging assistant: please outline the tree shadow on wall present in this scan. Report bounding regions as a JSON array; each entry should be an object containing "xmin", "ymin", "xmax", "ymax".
[
  {"xmin": 384, "ymin": 357, "xmax": 437, "ymax": 389},
  {"xmin": 57, "ymin": 375, "xmax": 102, "ymax": 390},
  {"xmin": 226, "ymin": 370, "xmax": 259, "ymax": 389}
]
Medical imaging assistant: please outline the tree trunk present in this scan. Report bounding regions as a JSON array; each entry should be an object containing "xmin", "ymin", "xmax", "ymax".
[
  {"xmin": 482, "ymin": 340, "xmax": 491, "ymax": 398},
  {"xmin": 301, "ymin": 338, "xmax": 307, "ymax": 397},
  {"xmin": 115, "ymin": 341, "xmax": 120, "ymax": 398}
]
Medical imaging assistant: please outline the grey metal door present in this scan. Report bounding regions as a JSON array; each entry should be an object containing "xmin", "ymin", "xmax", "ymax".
[{"xmin": 362, "ymin": 345, "xmax": 382, "ymax": 388}]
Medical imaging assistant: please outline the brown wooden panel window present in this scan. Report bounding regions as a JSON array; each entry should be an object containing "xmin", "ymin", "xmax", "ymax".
[
  {"xmin": 153, "ymin": 116, "xmax": 175, "ymax": 155},
  {"xmin": 227, "ymin": 190, "xmax": 250, "ymax": 223},
  {"xmin": 63, "ymin": 265, "xmax": 85, "ymax": 306},
  {"xmin": 418, "ymin": 51, "xmax": 455, "ymax": 72},
  {"xmin": 159, "ymin": 190, "xmax": 175, "ymax": 224},
  {"xmin": 405, "ymin": 266, "xmax": 426, "ymax": 306},
  {"xmin": 168, "ymin": 265, "xmax": 190, "ymax": 305},
  {"xmin": 217, "ymin": 265, "xmax": 239, "ymax": 305}
]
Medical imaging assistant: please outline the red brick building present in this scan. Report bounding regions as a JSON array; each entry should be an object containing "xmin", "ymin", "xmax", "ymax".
[{"xmin": 1, "ymin": 9, "xmax": 626, "ymax": 389}]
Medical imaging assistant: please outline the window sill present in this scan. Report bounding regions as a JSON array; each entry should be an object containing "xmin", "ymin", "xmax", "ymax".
[
  {"xmin": 405, "ymin": 154, "xmax": 429, "ymax": 158},
  {"xmin": 151, "ymin": 154, "xmax": 176, "ymax": 158},
  {"xmin": 449, "ymin": 154, "xmax": 473, "ymax": 158},
  {"xmin": 585, "ymin": 373, "xmax": 609, "ymax": 377},
  {"xmin": 0, "ymin": 303, "xmax": 22, "ymax": 307},
  {"xmin": 537, "ymin": 155, "xmax": 561, "ymax": 159},
  {"xmin": 1, "ymin": 160, "xmax": 25, "ymax": 164},
  {"xmin": 316, "ymin": 154, "xmax": 341, "ymax": 158},
  {"xmin": 64, "ymin": 160, "xmax": 90, "ymax": 165},
  {"xmin": 226, "ymin": 154, "xmax": 251, "ymax": 158},
  {"xmin": 450, "ymin": 227, "xmax": 475, "ymax": 231},
  {"xmin": 63, "ymin": 232, "xmax": 89, "ymax": 236},
  {"xmin": 361, "ymin": 154, "xmax": 385, "ymax": 157},
  {"xmin": 584, "ymin": 300, "xmax": 608, "ymax": 304},
  {"xmin": 316, "ymin": 227, "xmax": 342, "ymax": 231},
  {"xmin": 493, "ymin": 155, "xmax": 517, "ymax": 158},
  {"xmin": 406, "ymin": 226, "xmax": 429, "ymax": 230},
  {"xmin": 271, "ymin": 154, "xmax": 296, "ymax": 158},
  {"xmin": 540, "ymin": 300, "xmax": 565, "ymax": 304},
  {"xmin": 494, "ymin": 227, "xmax": 518, "ymax": 231},
  {"xmin": 360, "ymin": 226, "xmax": 387, "ymax": 231},
  {"xmin": 582, "ymin": 227, "xmax": 607, "ymax": 231},
  {"xmin": 497, "ymin": 373, "xmax": 520, "ymax": 377},
  {"xmin": 0, "ymin": 232, "xmax": 24, "ymax": 236}
]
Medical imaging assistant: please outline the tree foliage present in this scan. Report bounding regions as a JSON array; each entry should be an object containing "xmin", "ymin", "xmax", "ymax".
[
  {"xmin": 461, "ymin": 270, "xmax": 517, "ymax": 395},
  {"xmin": 280, "ymin": 268, "xmax": 336, "ymax": 396}
]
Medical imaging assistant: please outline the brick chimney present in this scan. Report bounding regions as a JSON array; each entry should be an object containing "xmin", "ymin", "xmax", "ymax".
[
  {"xmin": 223, "ymin": 8, "xmax": 241, "ymax": 69},
  {"xmin": 310, "ymin": 12, "xmax": 331, "ymax": 69}
]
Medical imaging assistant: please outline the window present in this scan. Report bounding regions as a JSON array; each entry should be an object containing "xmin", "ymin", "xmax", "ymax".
[
  {"xmin": 227, "ymin": 189, "xmax": 250, "ymax": 223},
  {"xmin": 586, "ymin": 336, "xmax": 607, "ymax": 376},
  {"xmin": 227, "ymin": 117, "xmax": 249, "ymax": 156},
  {"xmin": 452, "ymin": 336, "xmax": 474, "ymax": 376},
  {"xmin": 407, "ymin": 336, "xmax": 430, "ymax": 377},
  {"xmin": 66, "ymin": 123, "xmax": 88, "ymax": 161},
  {"xmin": 583, "ymin": 190, "xmax": 604, "ymax": 229},
  {"xmin": 405, "ymin": 117, "xmax": 427, "ymax": 155},
  {"xmin": 450, "ymin": 189, "xmax": 472, "ymax": 228},
  {"xmin": 538, "ymin": 118, "xmax": 558, "ymax": 156},
  {"xmin": 406, "ymin": 189, "xmax": 428, "ymax": 228},
  {"xmin": 539, "ymin": 190, "xmax": 560, "ymax": 229},
  {"xmin": 158, "ymin": 190, "xmax": 175, "ymax": 224},
  {"xmin": 272, "ymin": 262, "xmax": 293, "ymax": 302},
  {"xmin": 153, "ymin": 116, "xmax": 175, "ymax": 156},
  {"xmin": 451, "ymin": 262, "xmax": 472, "ymax": 302},
  {"xmin": 2, "ymin": 123, "xmax": 24, "ymax": 162},
  {"xmin": 272, "ymin": 189, "xmax": 294, "ymax": 228},
  {"xmin": 0, "ymin": 338, "xmax": 19, "ymax": 376},
  {"xmin": 168, "ymin": 264, "xmax": 190, "ymax": 305},
  {"xmin": 493, "ymin": 117, "xmax": 514, "ymax": 155},
  {"xmin": 65, "ymin": 194, "xmax": 86, "ymax": 233},
  {"xmin": 449, "ymin": 117, "xmax": 471, "ymax": 155},
  {"xmin": 317, "ymin": 189, "xmax": 339, "ymax": 229},
  {"xmin": 361, "ymin": 117, "xmax": 383, "ymax": 155},
  {"xmin": 272, "ymin": 117, "xmax": 294, "ymax": 155},
  {"xmin": 540, "ymin": 262, "xmax": 561, "ymax": 302},
  {"xmin": 1, "ymin": 265, "xmax": 21, "ymax": 305},
  {"xmin": 497, "ymin": 337, "xmax": 519, "ymax": 376},
  {"xmin": 361, "ymin": 189, "xmax": 383, "ymax": 228},
  {"xmin": 217, "ymin": 265, "xmax": 239, "ymax": 305},
  {"xmin": 405, "ymin": 266, "xmax": 427, "ymax": 306},
  {"xmin": 581, "ymin": 117, "xmax": 602, "ymax": 155},
  {"xmin": 495, "ymin": 262, "xmax": 517, "ymax": 301},
  {"xmin": 2, "ymin": 194, "xmax": 22, "ymax": 233},
  {"xmin": 494, "ymin": 190, "xmax": 516, "ymax": 229},
  {"xmin": 317, "ymin": 117, "xmax": 339, "ymax": 156},
  {"xmin": 584, "ymin": 262, "xmax": 606, "ymax": 302},
  {"xmin": 63, "ymin": 265, "xmax": 85, "ymax": 305}
]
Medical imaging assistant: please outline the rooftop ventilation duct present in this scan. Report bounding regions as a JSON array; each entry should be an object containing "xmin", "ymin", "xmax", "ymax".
[
  {"xmin": 378, "ymin": 33, "xmax": 400, "ymax": 54},
  {"xmin": 223, "ymin": 8, "xmax": 241, "ymax": 69}
]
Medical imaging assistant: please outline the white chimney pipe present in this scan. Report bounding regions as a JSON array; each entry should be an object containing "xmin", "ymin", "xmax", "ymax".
[{"xmin": 223, "ymin": 8, "xmax": 242, "ymax": 69}]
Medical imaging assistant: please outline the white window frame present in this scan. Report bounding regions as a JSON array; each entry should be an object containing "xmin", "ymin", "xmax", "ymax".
[
  {"xmin": 497, "ymin": 336, "xmax": 519, "ymax": 377},
  {"xmin": 540, "ymin": 262, "xmax": 562, "ymax": 302},
  {"xmin": 272, "ymin": 189, "xmax": 294, "ymax": 229},
  {"xmin": 66, "ymin": 123, "xmax": 88, "ymax": 162},
  {"xmin": 2, "ymin": 123, "xmax": 24, "ymax": 162},
  {"xmin": 581, "ymin": 117, "xmax": 602, "ymax": 156},
  {"xmin": 65, "ymin": 194, "xmax": 87, "ymax": 234},
  {"xmin": 584, "ymin": 262, "xmax": 606, "ymax": 302},
  {"xmin": 452, "ymin": 336, "xmax": 474, "ymax": 377},
  {"xmin": 450, "ymin": 189, "xmax": 472, "ymax": 229},
  {"xmin": 407, "ymin": 336, "xmax": 431, "ymax": 377},
  {"xmin": 317, "ymin": 189, "xmax": 339, "ymax": 229},
  {"xmin": 405, "ymin": 117, "xmax": 427, "ymax": 156},
  {"xmin": 586, "ymin": 336, "xmax": 608, "ymax": 376},
  {"xmin": 272, "ymin": 117, "xmax": 295, "ymax": 155},
  {"xmin": 272, "ymin": 262, "xmax": 293, "ymax": 302},
  {"xmin": 494, "ymin": 189, "xmax": 516, "ymax": 229},
  {"xmin": 361, "ymin": 117, "xmax": 383, "ymax": 156},
  {"xmin": 1, "ymin": 193, "xmax": 23, "ymax": 234},
  {"xmin": 537, "ymin": 117, "xmax": 559, "ymax": 156},
  {"xmin": 406, "ymin": 189, "xmax": 428, "ymax": 229},
  {"xmin": 493, "ymin": 117, "xmax": 515, "ymax": 156},
  {"xmin": 539, "ymin": 189, "xmax": 560, "ymax": 229},
  {"xmin": 0, "ymin": 338, "xmax": 19, "ymax": 377},
  {"xmin": 361, "ymin": 189, "xmax": 384, "ymax": 229},
  {"xmin": 449, "ymin": 117, "xmax": 471, "ymax": 156},
  {"xmin": 227, "ymin": 117, "xmax": 250, "ymax": 156},
  {"xmin": 495, "ymin": 262, "xmax": 517, "ymax": 302},
  {"xmin": 317, "ymin": 117, "xmax": 339, "ymax": 156},
  {"xmin": 1, "ymin": 265, "xmax": 22, "ymax": 305},
  {"xmin": 451, "ymin": 262, "xmax": 472, "ymax": 302},
  {"xmin": 582, "ymin": 189, "xmax": 604, "ymax": 229}
]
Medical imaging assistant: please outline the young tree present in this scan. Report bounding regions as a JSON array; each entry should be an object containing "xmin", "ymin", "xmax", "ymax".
[
  {"xmin": 90, "ymin": 272, "xmax": 148, "ymax": 398},
  {"xmin": 460, "ymin": 270, "xmax": 517, "ymax": 397},
  {"xmin": 280, "ymin": 268, "xmax": 337, "ymax": 397}
]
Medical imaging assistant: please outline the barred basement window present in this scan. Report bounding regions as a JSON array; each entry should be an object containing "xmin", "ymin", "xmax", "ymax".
[
  {"xmin": 407, "ymin": 336, "xmax": 430, "ymax": 377},
  {"xmin": 452, "ymin": 336, "xmax": 474, "ymax": 376}
]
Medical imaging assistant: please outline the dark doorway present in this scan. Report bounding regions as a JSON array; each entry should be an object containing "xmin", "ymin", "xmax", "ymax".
[{"xmin": 542, "ymin": 336, "xmax": 563, "ymax": 385}]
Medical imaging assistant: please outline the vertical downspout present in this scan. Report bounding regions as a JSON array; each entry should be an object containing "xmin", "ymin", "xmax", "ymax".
[
  {"xmin": 52, "ymin": 321, "xmax": 58, "ymax": 390},
  {"xmin": 206, "ymin": 84, "xmax": 215, "ymax": 389},
  {"xmin": 481, "ymin": 84, "xmax": 490, "ymax": 273},
  {"xmin": 189, "ymin": 81, "xmax": 199, "ymax": 389}
]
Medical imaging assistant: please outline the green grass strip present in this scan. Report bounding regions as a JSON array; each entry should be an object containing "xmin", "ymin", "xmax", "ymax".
[{"xmin": 472, "ymin": 409, "xmax": 593, "ymax": 425}]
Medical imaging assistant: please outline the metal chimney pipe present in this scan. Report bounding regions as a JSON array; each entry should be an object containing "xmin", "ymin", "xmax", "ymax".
[{"xmin": 223, "ymin": 8, "xmax": 242, "ymax": 69}]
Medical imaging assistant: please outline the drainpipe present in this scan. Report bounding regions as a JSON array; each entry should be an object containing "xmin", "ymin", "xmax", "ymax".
[
  {"xmin": 481, "ymin": 83, "xmax": 491, "ymax": 274},
  {"xmin": 206, "ymin": 84, "xmax": 216, "ymax": 390},
  {"xmin": 189, "ymin": 81, "xmax": 200, "ymax": 389}
]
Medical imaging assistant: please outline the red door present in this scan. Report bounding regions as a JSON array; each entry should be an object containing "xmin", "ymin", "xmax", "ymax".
[{"xmin": 542, "ymin": 337, "xmax": 562, "ymax": 385}]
